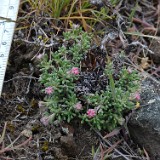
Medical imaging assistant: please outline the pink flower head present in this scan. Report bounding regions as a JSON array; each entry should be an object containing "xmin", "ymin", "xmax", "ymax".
[
  {"xmin": 45, "ymin": 86, "xmax": 53, "ymax": 95},
  {"xmin": 70, "ymin": 67, "xmax": 79, "ymax": 75},
  {"xmin": 40, "ymin": 114, "xmax": 55, "ymax": 126},
  {"xmin": 74, "ymin": 102, "xmax": 83, "ymax": 111},
  {"xmin": 127, "ymin": 68, "xmax": 132, "ymax": 74},
  {"xmin": 40, "ymin": 116, "xmax": 50, "ymax": 126},
  {"xmin": 36, "ymin": 54, "xmax": 44, "ymax": 59},
  {"xmin": 87, "ymin": 109, "xmax": 96, "ymax": 118},
  {"xmin": 134, "ymin": 92, "xmax": 140, "ymax": 101},
  {"xmin": 38, "ymin": 101, "xmax": 45, "ymax": 108}
]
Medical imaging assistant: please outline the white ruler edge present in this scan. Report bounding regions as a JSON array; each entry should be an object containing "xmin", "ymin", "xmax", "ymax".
[{"xmin": 0, "ymin": 0, "xmax": 20, "ymax": 96}]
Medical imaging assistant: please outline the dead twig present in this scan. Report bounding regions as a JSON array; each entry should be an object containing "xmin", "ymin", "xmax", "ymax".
[
  {"xmin": 4, "ymin": 75, "xmax": 39, "ymax": 83},
  {"xmin": 94, "ymin": 129, "xmax": 131, "ymax": 160},
  {"xmin": 104, "ymin": 139, "xmax": 122, "ymax": 154},
  {"xmin": 0, "ymin": 136, "xmax": 32, "ymax": 154},
  {"xmin": 125, "ymin": 57, "xmax": 160, "ymax": 85},
  {"xmin": 127, "ymin": 41, "xmax": 154, "ymax": 55},
  {"xmin": 14, "ymin": 38, "xmax": 58, "ymax": 48},
  {"xmin": 132, "ymin": 18, "xmax": 153, "ymax": 28},
  {"xmin": 0, "ymin": 122, "xmax": 7, "ymax": 144},
  {"xmin": 143, "ymin": 148, "xmax": 150, "ymax": 160},
  {"xmin": 0, "ymin": 122, "xmax": 32, "ymax": 159}
]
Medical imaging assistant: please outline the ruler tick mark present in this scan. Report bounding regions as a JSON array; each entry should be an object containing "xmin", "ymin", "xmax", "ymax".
[{"xmin": 0, "ymin": 0, "xmax": 20, "ymax": 96}]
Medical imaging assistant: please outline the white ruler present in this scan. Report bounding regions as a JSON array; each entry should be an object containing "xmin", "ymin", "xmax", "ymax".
[{"xmin": 0, "ymin": 0, "xmax": 20, "ymax": 96}]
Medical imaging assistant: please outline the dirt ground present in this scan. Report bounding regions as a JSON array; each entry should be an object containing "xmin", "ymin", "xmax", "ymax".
[{"xmin": 0, "ymin": 50, "xmax": 99, "ymax": 159}]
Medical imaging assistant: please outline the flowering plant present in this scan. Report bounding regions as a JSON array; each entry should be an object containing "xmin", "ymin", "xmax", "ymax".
[
  {"xmin": 39, "ymin": 28, "xmax": 91, "ymax": 123},
  {"xmin": 80, "ymin": 64, "xmax": 140, "ymax": 130},
  {"xmin": 39, "ymin": 28, "xmax": 140, "ymax": 130}
]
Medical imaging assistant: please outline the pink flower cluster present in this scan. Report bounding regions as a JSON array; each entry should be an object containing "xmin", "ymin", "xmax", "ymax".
[
  {"xmin": 74, "ymin": 102, "xmax": 83, "ymax": 111},
  {"xmin": 127, "ymin": 68, "xmax": 132, "ymax": 74},
  {"xmin": 87, "ymin": 109, "xmax": 96, "ymax": 118},
  {"xmin": 36, "ymin": 54, "xmax": 44, "ymax": 59},
  {"xmin": 130, "ymin": 92, "xmax": 141, "ymax": 101},
  {"xmin": 69, "ymin": 67, "xmax": 79, "ymax": 75},
  {"xmin": 40, "ymin": 114, "xmax": 55, "ymax": 126},
  {"xmin": 40, "ymin": 116, "xmax": 50, "ymax": 126},
  {"xmin": 134, "ymin": 92, "xmax": 140, "ymax": 101},
  {"xmin": 45, "ymin": 86, "xmax": 53, "ymax": 95}
]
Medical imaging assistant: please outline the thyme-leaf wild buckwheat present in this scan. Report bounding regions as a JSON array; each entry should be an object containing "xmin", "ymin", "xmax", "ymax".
[{"xmin": 39, "ymin": 28, "xmax": 140, "ymax": 131}]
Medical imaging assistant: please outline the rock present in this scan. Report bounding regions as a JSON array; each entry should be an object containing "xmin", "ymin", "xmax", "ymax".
[
  {"xmin": 128, "ymin": 78, "xmax": 160, "ymax": 159},
  {"xmin": 149, "ymin": 39, "xmax": 160, "ymax": 64}
]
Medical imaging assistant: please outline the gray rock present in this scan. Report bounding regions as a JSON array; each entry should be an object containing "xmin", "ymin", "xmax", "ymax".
[
  {"xmin": 150, "ymin": 39, "xmax": 160, "ymax": 64},
  {"xmin": 128, "ymin": 78, "xmax": 160, "ymax": 160}
]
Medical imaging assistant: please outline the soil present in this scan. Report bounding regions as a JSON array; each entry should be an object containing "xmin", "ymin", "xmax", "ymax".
[{"xmin": 0, "ymin": 51, "xmax": 98, "ymax": 160}]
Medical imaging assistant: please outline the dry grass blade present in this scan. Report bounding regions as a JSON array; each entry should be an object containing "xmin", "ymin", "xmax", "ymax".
[
  {"xmin": 0, "ymin": 122, "xmax": 7, "ymax": 144},
  {"xmin": 0, "ymin": 122, "xmax": 32, "ymax": 156},
  {"xmin": 65, "ymin": 0, "xmax": 78, "ymax": 28},
  {"xmin": 125, "ymin": 32, "xmax": 160, "ymax": 40},
  {"xmin": 78, "ymin": 3, "xmax": 93, "ymax": 32},
  {"xmin": 0, "ymin": 136, "xmax": 32, "ymax": 154},
  {"xmin": 100, "ymin": 143, "xmax": 105, "ymax": 160},
  {"xmin": 94, "ymin": 130, "xmax": 131, "ymax": 160},
  {"xmin": 104, "ymin": 128, "xmax": 121, "ymax": 139},
  {"xmin": 20, "ymin": 0, "xmax": 111, "ymax": 32},
  {"xmin": 104, "ymin": 139, "xmax": 122, "ymax": 155},
  {"xmin": 143, "ymin": 148, "xmax": 150, "ymax": 160}
]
